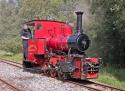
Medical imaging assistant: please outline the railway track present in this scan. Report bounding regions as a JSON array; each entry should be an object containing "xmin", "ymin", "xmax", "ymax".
[
  {"xmin": 87, "ymin": 80, "xmax": 125, "ymax": 91},
  {"xmin": 0, "ymin": 59, "xmax": 24, "ymax": 91},
  {"xmin": 0, "ymin": 58, "xmax": 124, "ymax": 91},
  {"xmin": 0, "ymin": 78, "xmax": 20, "ymax": 91},
  {"xmin": 67, "ymin": 79, "xmax": 124, "ymax": 91},
  {"xmin": 0, "ymin": 59, "xmax": 22, "ymax": 68}
]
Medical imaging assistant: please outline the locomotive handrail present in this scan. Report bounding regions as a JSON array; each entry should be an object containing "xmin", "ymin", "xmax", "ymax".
[{"xmin": 29, "ymin": 38, "xmax": 46, "ymax": 39}]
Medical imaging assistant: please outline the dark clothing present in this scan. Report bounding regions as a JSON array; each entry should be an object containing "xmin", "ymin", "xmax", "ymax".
[
  {"xmin": 22, "ymin": 40, "xmax": 28, "ymax": 60},
  {"xmin": 20, "ymin": 28, "xmax": 32, "ymax": 39},
  {"xmin": 20, "ymin": 28, "xmax": 32, "ymax": 61}
]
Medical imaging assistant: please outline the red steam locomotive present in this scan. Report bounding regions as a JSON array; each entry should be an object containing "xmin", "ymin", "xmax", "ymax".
[{"xmin": 23, "ymin": 11, "xmax": 100, "ymax": 80}]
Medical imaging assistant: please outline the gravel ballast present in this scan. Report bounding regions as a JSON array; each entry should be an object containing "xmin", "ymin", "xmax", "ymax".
[{"xmin": 0, "ymin": 62, "xmax": 89, "ymax": 91}]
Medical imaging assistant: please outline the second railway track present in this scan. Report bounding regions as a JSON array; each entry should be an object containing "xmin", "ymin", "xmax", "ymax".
[
  {"xmin": 0, "ymin": 59, "xmax": 34, "ymax": 91},
  {"xmin": 0, "ymin": 58, "xmax": 124, "ymax": 91},
  {"xmin": 0, "ymin": 78, "xmax": 20, "ymax": 91}
]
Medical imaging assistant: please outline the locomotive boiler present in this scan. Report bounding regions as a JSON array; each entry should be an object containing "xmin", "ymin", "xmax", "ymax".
[{"xmin": 23, "ymin": 11, "xmax": 100, "ymax": 80}]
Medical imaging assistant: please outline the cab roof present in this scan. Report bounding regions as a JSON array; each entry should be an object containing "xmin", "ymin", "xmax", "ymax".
[{"xmin": 23, "ymin": 20, "xmax": 66, "ymax": 26}]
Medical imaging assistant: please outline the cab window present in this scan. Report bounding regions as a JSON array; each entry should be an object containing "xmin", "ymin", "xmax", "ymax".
[{"xmin": 37, "ymin": 23, "xmax": 42, "ymax": 30}]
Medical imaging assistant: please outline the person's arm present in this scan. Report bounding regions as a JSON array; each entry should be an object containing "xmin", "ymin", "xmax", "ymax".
[
  {"xmin": 20, "ymin": 29, "xmax": 30, "ymax": 39},
  {"xmin": 21, "ymin": 36, "xmax": 30, "ymax": 39}
]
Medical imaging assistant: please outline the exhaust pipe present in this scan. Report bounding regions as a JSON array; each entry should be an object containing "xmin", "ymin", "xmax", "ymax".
[{"xmin": 75, "ymin": 11, "xmax": 83, "ymax": 34}]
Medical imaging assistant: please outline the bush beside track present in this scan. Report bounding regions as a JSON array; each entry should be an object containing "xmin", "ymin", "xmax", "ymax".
[
  {"xmin": 0, "ymin": 50, "xmax": 22, "ymax": 63},
  {"xmin": 93, "ymin": 66, "xmax": 125, "ymax": 90}
]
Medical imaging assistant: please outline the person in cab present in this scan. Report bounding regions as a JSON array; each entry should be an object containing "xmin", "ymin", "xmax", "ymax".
[{"xmin": 20, "ymin": 24, "xmax": 32, "ymax": 62}]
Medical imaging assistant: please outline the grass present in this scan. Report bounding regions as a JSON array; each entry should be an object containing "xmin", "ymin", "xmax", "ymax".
[
  {"xmin": 0, "ymin": 50, "xmax": 22, "ymax": 63},
  {"xmin": 94, "ymin": 66, "xmax": 125, "ymax": 90},
  {"xmin": 0, "ymin": 50, "xmax": 125, "ymax": 90}
]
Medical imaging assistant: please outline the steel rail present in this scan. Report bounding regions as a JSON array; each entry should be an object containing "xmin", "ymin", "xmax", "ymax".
[
  {"xmin": 67, "ymin": 79, "xmax": 124, "ymax": 91},
  {"xmin": 0, "ymin": 78, "xmax": 20, "ymax": 91},
  {"xmin": 88, "ymin": 80, "xmax": 125, "ymax": 91},
  {"xmin": 0, "ymin": 60, "xmax": 22, "ymax": 69},
  {"xmin": 0, "ymin": 58, "xmax": 22, "ymax": 66}
]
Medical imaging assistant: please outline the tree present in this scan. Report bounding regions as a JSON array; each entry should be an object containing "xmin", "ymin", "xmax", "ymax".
[
  {"xmin": 0, "ymin": 0, "xmax": 79, "ymax": 53},
  {"xmin": 90, "ymin": 0, "xmax": 125, "ymax": 64},
  {"xmin": 0, "ymin": 0, "xmax": 21, "ymax": 53}
]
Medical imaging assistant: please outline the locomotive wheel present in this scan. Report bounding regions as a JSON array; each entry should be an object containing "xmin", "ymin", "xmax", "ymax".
[
  {"xmin": 43, "ymin": 70, "xmax": 50, "ymax": 76},
  {"xmin": 43, "ymin": 64, "xmax": 50, "ymax": 76},
  {"xmin": 50, "ymin": 67, "xmax": 57, "ymax": 78},
  {"xmin": 57, "ymin": 66, "xmax": 66, "ymax": 81},
  {"xmin": 57, "ymin": 71, "xmax": 66, "ymax": 81}
]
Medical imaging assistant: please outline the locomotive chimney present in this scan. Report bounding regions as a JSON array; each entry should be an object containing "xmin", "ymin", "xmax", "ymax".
[{"xmin": 75, "ymin": 11, "xmax": 83, "ymax": 34}]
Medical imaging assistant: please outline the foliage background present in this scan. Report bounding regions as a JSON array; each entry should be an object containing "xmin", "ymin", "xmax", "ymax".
[{"xmin": 0, "ymin": 0, "xmax": 125, "ymax": 64}]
